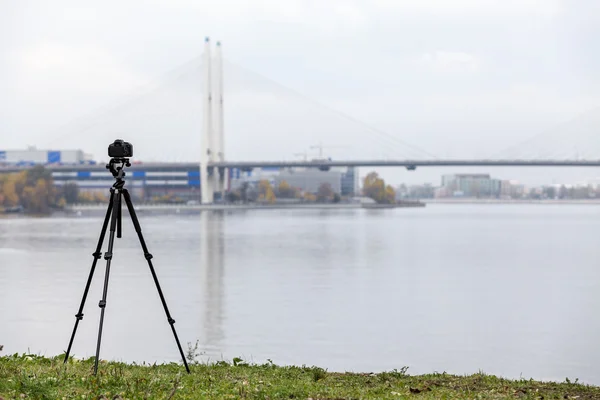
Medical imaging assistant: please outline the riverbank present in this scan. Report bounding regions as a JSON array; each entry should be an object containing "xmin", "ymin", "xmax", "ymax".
[
  {"xmin": 0, "ymin": 354, "xmax": 598, "ymax": 399},
  {"xmin": 423, "ymin": 198, "xmax": 600, "ymax": 205},
  {"xmin": 62, "ymin": 201, "xmax": 425, "ymax": 213}
]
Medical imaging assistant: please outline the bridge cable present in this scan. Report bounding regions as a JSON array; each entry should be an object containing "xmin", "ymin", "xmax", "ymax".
[
  {"xmin": 42, "ymin": 55, "xmax": 204, "ymax": 150},
  {"xmin": 223, "ymin": 58, "xmax": 439, "ymax": 160}
]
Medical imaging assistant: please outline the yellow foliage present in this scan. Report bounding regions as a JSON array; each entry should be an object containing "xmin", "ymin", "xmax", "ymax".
[
  {"xmin": 1, "ymin": 176, "xmax": 19, "ymax": 207},
  {"xmin": 0, "ymin": 167, "xmax": 58, "ymax": 213},
  {"xmin": 277, "ymin": 180, "xmax": 295, "ymax": 198},
  {"xmin": 385, "ymin": 185, "xmax": 396, "ymax": 204},
  {"xmin": 78, "ymin": 192, "xmax": 96, "ymax": 203},
  {"xmin": 258, "ymin": 180, "xmax": 276, "ymax": 203},
  {"xmin": 303, "ymin": 192, "xmax": 317, "ymax": 202},
  {"xmin": 363, "ymin": 172, "xmax": 395, "ymax": 204},
  {"xmin": 94, "ymin": 192, "xmax": 108, "ymax": 203},
  {"xmin": 265, "ymin": 187, "xmax": 276, "ymax": 204}
]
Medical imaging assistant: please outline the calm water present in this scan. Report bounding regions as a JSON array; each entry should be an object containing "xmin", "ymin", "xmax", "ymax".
[{"xmin": 1, "ymin": 205, "xmax": 599, "ymax": 384}]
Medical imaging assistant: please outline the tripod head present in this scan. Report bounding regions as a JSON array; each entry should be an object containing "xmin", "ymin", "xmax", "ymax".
[{"xmin": 106, "ymin": 157, "xmax": 131, "ymax": 188}]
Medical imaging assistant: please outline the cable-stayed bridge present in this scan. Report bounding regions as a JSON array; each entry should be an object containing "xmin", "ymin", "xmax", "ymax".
[{"xmin": 5, "ymin": 38, "xmax": 600, "ymax": 203}]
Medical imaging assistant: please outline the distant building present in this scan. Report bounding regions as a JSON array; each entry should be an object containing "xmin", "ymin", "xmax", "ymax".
[
  {"xmin": 340, "ymin": 167, "xmax": 359, "ymax": 196},
  {"xmin": 51, "ymin": 167, "xmax": 201, "ymax": 201},
  {"xmin": 228, "ymin": 167, "xmax": 280, "ymax": 189},
  {"xmin": 441, "ymin": 174, "xmax": 501, "ymax": 197},
  {"xmin": 228, "ymin": 165, "xmax": 358, "ymax": 196},
  {"xmin": 0, "ymin": 146, "xmax": 92, "ymax": 166},
  {"xmin": 500, "ymin": 180, "xmax": 525, "ymax": 199},
  {"xmin": 275, "ymin": 168, "xmax": 342, "ymax": 194}
]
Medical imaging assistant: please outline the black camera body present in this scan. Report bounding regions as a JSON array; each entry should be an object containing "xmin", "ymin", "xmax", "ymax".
[{"xmin": 108, "ymin": 139, "xmax": 133, "ymax": 158}]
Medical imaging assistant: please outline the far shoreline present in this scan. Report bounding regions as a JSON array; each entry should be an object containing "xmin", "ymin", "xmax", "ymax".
[
  {"xmin": 423, "ymin": 198, "xmax": 600, "ymax": 205},
  {"xmin": 4, "ymin": 199, "xmax": 600, "ymax": 218}
]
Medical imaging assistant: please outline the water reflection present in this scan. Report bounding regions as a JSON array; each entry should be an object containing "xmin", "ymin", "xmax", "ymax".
[
  {"xmin": 199, "ymin": 211, "xmax": 225, "ymax": 354},
  {"xmin": 2, "ymin": 206, "xmax": 600, "ymax": 384}
]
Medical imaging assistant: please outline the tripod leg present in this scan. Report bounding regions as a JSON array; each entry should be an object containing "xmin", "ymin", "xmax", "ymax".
[
  {"xmin": 117, "ymin": 192, "xmax": 122, "ymax": 238},
  {"xmin": 122, "ymin": 189, "xmax": 191, "ymax": 373},
  {"xmin": 93, "ymin": 190, "xmax": 121, "ymax": 375},
  {"xmin": 64, "ymin": 189, "xmax": 115, "ymax": 364}
]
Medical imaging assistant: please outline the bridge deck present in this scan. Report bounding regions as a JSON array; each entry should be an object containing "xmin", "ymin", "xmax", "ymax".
[{"xmin": 1, "ymin": 159, "xmax": 600, "ymax": 174}]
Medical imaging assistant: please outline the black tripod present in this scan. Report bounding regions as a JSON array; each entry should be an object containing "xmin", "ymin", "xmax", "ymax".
[{"xmin": 63, "ymin": 157, "xmax": 190, "ymax": 375}]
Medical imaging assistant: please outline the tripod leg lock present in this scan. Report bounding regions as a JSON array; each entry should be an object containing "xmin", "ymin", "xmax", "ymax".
[
  {"xmin": 98, "ymin": 300, "xmax": 106, "ymax": 308},
  {"xmin": 144, "ymin": 253, "xmax": 153, "ymax": 260},
  {"xmin": 75, "ymin": 313, "xmax": 84, "ymax": 320},
  {"xmin": 92, "ymin": 251, "xmax": 102, "ymax": 259},
  {"xmin": 104, "ymin": 252, "xmax": 113, "ymax": 260}
]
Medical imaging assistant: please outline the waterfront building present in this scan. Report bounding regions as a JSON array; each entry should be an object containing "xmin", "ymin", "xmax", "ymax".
[
  {"xmin": 275, "ymin": 168, "xmax": 343, "ymax": 194},
  {"xmin": 441, "ymin": 174, "xmax": 502, "ymax": 197}
]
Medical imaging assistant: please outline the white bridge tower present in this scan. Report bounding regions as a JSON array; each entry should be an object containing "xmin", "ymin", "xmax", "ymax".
[{"xmin": 200, "ymin": 37, "xmax": 227, "ymax": 204}]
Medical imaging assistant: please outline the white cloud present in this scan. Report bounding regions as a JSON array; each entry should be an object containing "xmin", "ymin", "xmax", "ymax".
[
  {"xmin": 12, "ymin": 42, "xmax": 148, "ymax": 97},
  {"xmin": 372, "ymin": 0, "xmax": 562, "ymax": 18},
  {"xmin": 416, "ymin": 51, "xmax": 482, "ymax": 73},
  {"xmin": 1, "ymin": 0, "xmax": 598, "ymax": 177},
  {"xmin": 150, "ymin": 0, "xmax": 369, "ymax": 35}
]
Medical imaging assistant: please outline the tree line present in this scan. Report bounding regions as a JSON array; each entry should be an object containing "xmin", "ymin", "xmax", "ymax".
[
  {"xmin": 1, "ymin": 166, "xmax": 398, "ymax": 213},
  {"xmin": 226, "ymin": 171, "xmax": 396, "ymax": 205},
  {"xmin": 0, "ymin": 166, "xmax": 107, "ymax": 214},
  {"xmin": 362, "ymin": 172, "xmax": 396, "ymax": 204},
  {"xmin": 226, "ymin": 180, "xmax": 342, "ymax": 204},
  {"xmin": 0, "ymin": 166, "xmax": 63, "ymax": 214}
]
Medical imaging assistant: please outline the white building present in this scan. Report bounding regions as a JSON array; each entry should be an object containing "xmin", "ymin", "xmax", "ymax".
[{"xmin": 0, "ymin": 146, "xmax": 92, "ymax": 166}]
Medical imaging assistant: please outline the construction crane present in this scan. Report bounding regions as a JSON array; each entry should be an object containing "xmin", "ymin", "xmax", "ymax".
[
  {"xmin": 309, "ymin": 142, "xmax": 349, "ymax": 159},
  {"xmin": 293, "ymin": 151, "xmax": 309, "ymax": 161}
]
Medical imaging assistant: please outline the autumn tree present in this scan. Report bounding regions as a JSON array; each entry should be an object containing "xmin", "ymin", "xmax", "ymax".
[
  {"xmin": 26, "ymin": 165, "xmax": 52, "ymax": 186},
  {"xmin": 257, "ymin": 179, "xmax": 276, "ymax": 204},
  {"xmin": 316, "ymin": 183, "xmax": 334, "ymax": 203},
  {"xmin": 363, "ymin": 172, "xmax": 396, "ymax": 204},
  {"xmin": 78, "ymin": 192, "xmax": 96, "ymax": 203},
  {"xmin": 384, "ymin": 185, "xmax": 396, "ymax": 204},
  {"xmin": 303, "ymin": 192, "xmax": 317, "ymax": 202},
  {"xmin": 94, "ymin": 191, "xmax": 108, "ymax": 203},
  {"xmin": 1, "ymin": 167, "xmax": 58, "ymax": 213},
  {"xmin": 1, "ymin": 174, "xmax": 20, "ymax": 207},
  {"xmin": 20, "ymin": 179, "xmax": 55, "ymax": 214},
  {"xmin": 61, "ymin": 182, "xmax": 80, "ymax": 204},
  {"xmin": 12, "ymin": 171, "xmax": 28, "ymax": 201},
  {"xmin": 227, "ymin": 190, "xmax": 241, "ymax": 203},
  {"xmin": 277, "ymin": 180, "xmax": 295, "ymax": 198}
]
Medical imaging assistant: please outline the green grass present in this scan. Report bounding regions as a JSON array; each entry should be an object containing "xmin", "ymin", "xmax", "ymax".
[{"xmin": 1, "ymin": 353, "xmax": 599, "ymax": 399}]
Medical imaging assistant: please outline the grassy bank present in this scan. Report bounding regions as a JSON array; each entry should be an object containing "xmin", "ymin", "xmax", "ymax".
[{"xmin": 0, "ymin": 354, "xmax": 598, "ymax": 399}]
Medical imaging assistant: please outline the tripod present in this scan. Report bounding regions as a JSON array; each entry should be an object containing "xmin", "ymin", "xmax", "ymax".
[{"xmin": 63, "ymin": 157, "xmax": 190, "ymax": 375}]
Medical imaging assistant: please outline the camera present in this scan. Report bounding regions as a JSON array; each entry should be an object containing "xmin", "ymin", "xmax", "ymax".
[{"xmin": 108, "ymin": 139, "xmax": 133, "ymax": 158}]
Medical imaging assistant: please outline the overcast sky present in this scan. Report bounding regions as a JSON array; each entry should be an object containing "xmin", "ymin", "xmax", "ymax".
[{"xmin": 2, "ymin": 0, "xmax": 600, "ymax": 185}]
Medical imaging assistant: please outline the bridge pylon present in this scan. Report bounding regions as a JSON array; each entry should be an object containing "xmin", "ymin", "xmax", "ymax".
[{"xmin": 200, "ymin": 37, "xmax": 227, "ymax": 204}]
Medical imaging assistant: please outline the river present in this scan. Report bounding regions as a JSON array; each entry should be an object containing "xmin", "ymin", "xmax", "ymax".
[{"xmin": 1, "ymin": 204, "xmax": 599, "ymax": 384}]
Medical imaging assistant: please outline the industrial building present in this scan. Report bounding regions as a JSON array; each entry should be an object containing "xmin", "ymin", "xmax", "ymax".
[
  {"xmin": 1, "ymin": 157, "xmax": 358, "ymax": 202},
  {"xmin": 229, "ymin": 166, "xmax": 359, "ymax": 196},
  {"xmin": 0, "ymin": 147, "xmax": 360, "ymax": 200},
  {"xmin": 0, "ymin": 147, "xmax": 92, "ymax": 166},
  {"xmin": 230, "ymin": 167, "xmax": 358, "ymax": 196},
  {"xmin": 275, "ymin": 169, "xmax": 343, "ymax": 194}
]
